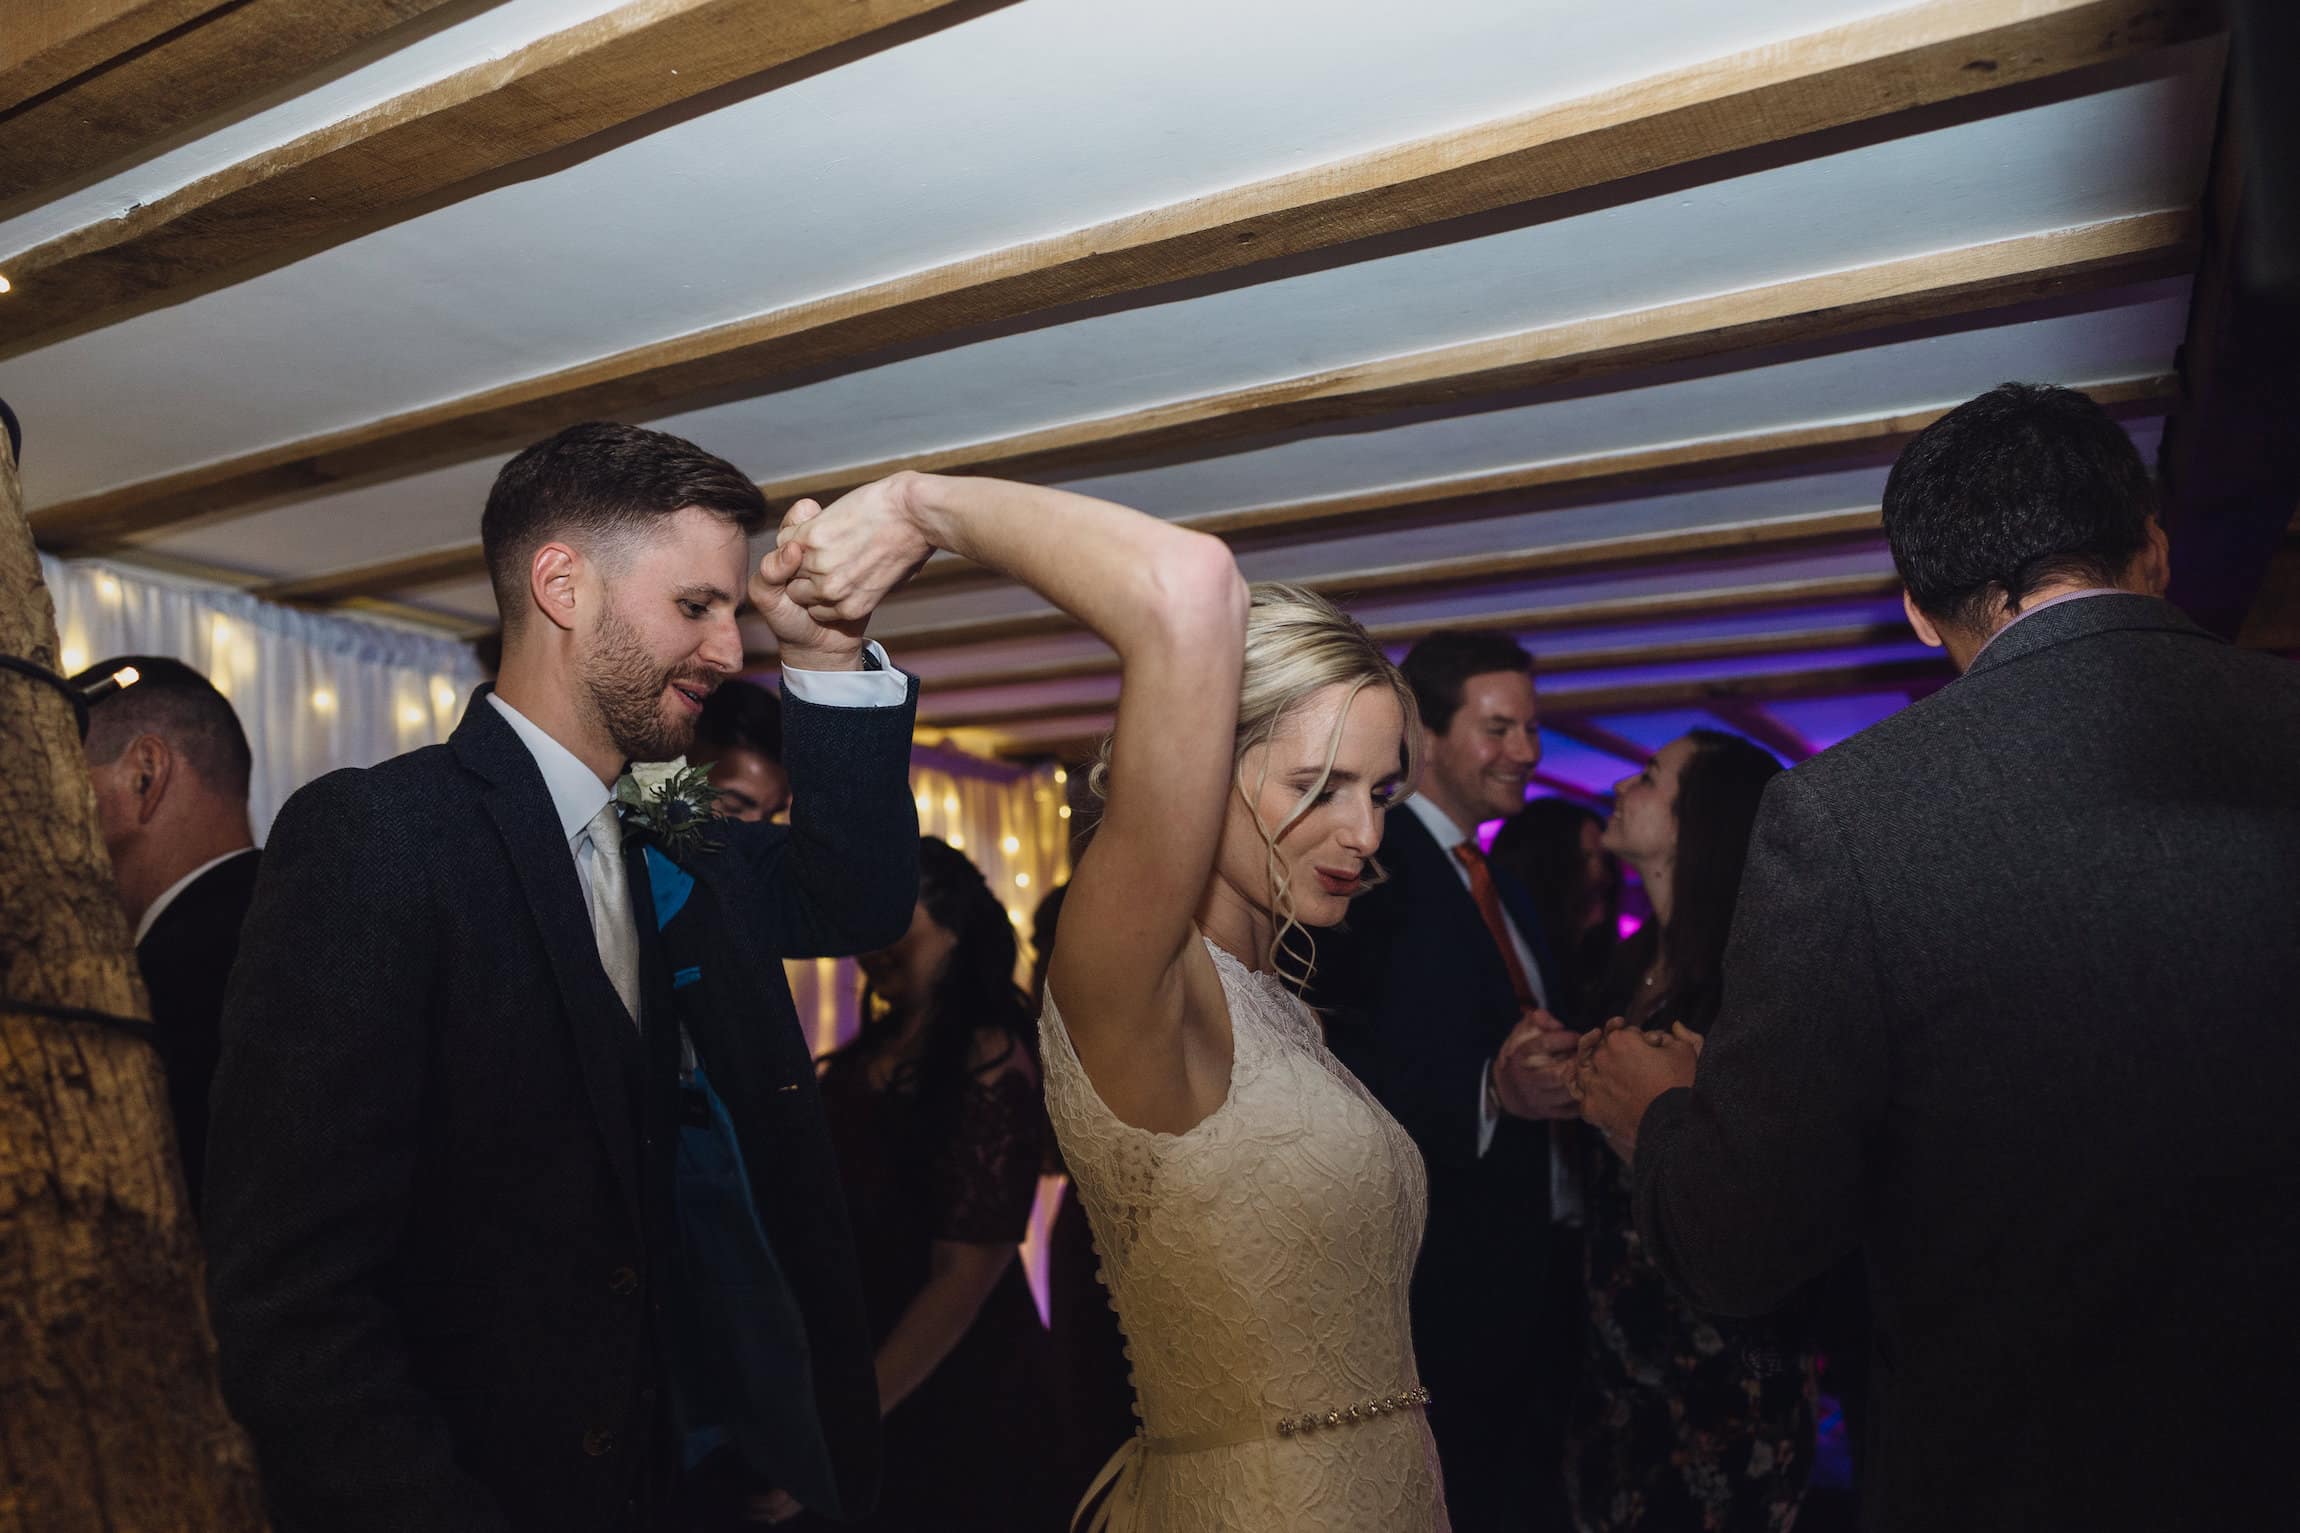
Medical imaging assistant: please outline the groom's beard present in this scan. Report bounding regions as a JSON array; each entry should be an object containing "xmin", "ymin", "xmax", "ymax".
[{"xmin": 582, "ymin": 602, "xmax": 702, "ymax": 765}]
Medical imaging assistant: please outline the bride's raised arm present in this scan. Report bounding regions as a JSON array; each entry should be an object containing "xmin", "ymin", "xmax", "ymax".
[{"xmin": 775, "ymin": 470, "xmax": 1247, "ymax": 1131}]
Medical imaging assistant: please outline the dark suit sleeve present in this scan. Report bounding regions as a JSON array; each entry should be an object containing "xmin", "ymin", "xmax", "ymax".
[
  {"xmin": 719, "ymin": 681, "xmax": 921, "ymax": 960},
  {"xmin": 203, "ymin": 773, "xmax": 507, "ymax": 1533},
  {"xmin": 1314, "ymin": 876, "xmax": 1498, "ymax": 1171},
  {"xmin": 1632, "ymin": 770, "xmax": 1890, "ymax": 1317}
]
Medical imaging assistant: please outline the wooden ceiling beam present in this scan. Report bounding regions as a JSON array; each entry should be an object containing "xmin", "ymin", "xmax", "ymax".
[
  {"xmin": 898, "ymin": 374, "xmax": 2173, "ymax": 595},
  {"xmin": 258, "ymin": 542, "xmax": 495, "ymax": 606},
  {"xmin": 22, "ymin": 0, "xmax": 2210, "ymax": 546},
  {"xmin": 0, "ymin": 0, "xmax": 992, "ymax": 357},
  {"xmin": 1542, "ymin": 659, "xmax": 1949, "ymax": 718},
  {"xmin": 752, "ymin": 213, "xmax": 2193, "ymax": 507},
  {"xmin": 1707, "ymin": 701, "xmax": 1818, "ymax": 762},
  {"xmin": 1, "ymin": 0, "xmax": 231, "ymax": 114},
  {"xmin": 903, "ymin": 619, "xmax": 1908, "ymax": 696},
  {"xmin": 915, "ymin": 619, "xmax": 1916, "ymax": 730},
  {"xmin": 995, "ymin": 656, "xmax": 1949, "ymax": 761},
  {"xmin": 1546, "ymin": 720, "xmax": 1656, "ymax": 768},
  {"xmin": 1530, "ymin": 772, "xmax": 1613, "ymax": 806},
  {"xmin": 233, "ymin": 375, "xmax": 2169, "ymax": 611},
  {"xmin": 765, "ymin": 572, "xmax": 1905, "ymax": 675},
  {"xmin": 0, "ymin": 0, "xmax": 467, "ymax": 213},
  {"xmin": 856, "ymin": 508, "xmax": 1889, "ymax": 654}
]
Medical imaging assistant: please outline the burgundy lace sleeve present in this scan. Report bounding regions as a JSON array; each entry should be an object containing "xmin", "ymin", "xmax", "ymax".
[{"xmin": 932, "ymin": 1061, "xmax": 1048, "ymax": 1245}]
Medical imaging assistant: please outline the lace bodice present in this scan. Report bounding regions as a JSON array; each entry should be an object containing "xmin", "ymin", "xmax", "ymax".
[{"xmin": 1041, "ymin": 938, "xmax": 1449, "ymax": 1532}]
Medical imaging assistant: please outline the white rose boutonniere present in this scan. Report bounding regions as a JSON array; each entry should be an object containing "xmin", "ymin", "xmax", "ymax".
[{"xmin": 613, "ymin": 756, "xmax": 723, "ymax": 857}]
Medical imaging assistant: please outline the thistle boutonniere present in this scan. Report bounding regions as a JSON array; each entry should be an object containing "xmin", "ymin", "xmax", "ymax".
[{"xmin": 614, "ymin": 757, "xmax": 723, "ymax": 857}]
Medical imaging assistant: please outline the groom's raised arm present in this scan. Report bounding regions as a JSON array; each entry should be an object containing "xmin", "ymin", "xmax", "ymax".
[
  {"xmin": 718, "ymin": 650, "xmax": 920, "ymax": 959},
  {"xmin": 203, "ymin": 771, "xmax": 508, "ymax": 1533}
]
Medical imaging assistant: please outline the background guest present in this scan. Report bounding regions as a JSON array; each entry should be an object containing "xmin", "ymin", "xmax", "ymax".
[
  {"xmin": 1027, "ymin": 880, "xmax": 1138, "ymax": 1515},
  {"xmin": 1488, "ymin": 796, "xmax": 1619, "ymax": 1020},
  {"xmin": 72, "ymin": 654, "xmax": 259, "ymax": 1214},
  {"xmin": 1576, "ymin": 382, "xmax": 2300, "ymax": 1531},
  {"xmin": 807, "ymin": 838, "xmax": 1061, "ymax": 1529},
  {"xmin": 691, "ymin": 677, "xmax": 790, "ymax": 822},
  {"xmin": 1310, "ymin": 631, "xmax": 1580, "ymax": 1532},
  {"xmin": 1567, "ymin": 729, "xmax": 1816, "ymax": 1532}
]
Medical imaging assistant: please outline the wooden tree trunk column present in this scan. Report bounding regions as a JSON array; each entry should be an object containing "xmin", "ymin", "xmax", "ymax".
[{"xmin": 0, "ymin": 431, "xmax": 268, "ymax": 1531}]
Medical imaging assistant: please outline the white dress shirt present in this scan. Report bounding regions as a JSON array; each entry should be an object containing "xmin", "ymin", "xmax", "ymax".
[{"xmin": 135, "ymin": 846, "xmax": 259, "ymax": 945}]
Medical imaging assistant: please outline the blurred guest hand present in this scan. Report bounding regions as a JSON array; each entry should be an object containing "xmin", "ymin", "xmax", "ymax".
[
  {"xmin": 1573, "ymin": 1019, "xmax": 1699, "ymax": 1157},
  {"xmin": 1490, "ymin": 1009, "xmax": 1581, "ymax": 1120},
  {"xmin": 746, "ymin": 1488, "xmax": 802, "ymax": 1525}
]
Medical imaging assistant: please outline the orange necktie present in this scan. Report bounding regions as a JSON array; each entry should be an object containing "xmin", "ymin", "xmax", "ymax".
[{"xmin": 1454, "ymin": 840, "xmax": 1538, "ymax": 1010}]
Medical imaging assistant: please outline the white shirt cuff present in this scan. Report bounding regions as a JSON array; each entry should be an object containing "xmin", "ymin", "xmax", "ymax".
[
  {"xmin": 1476, "ymin": 1059, "xmax": 1501, "ymax": 1158},
  {"xmin": 779, "ymin": 640, "xmax": 910, "ymax": 708}
]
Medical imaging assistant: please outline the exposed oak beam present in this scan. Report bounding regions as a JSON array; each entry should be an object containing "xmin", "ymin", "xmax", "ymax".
[
  {"xmin": 0, "ymin": 0, "xmax": 468, "ymax": 212},
  {"xmin": 23, "ymin": 0, "xmax": 2209, "ymax": 545},
  {"xmin": 1547, "ymin": 720, "xmax": 1656, "ymax": 768},
  {"xmin": 908, "ymin": 619, "xmax": 1908, "ymax": 698},
  {"xmin": 900, "ymin": 375, "xmax": 2172, "ymax": 594},
  {"xmin": 0, "ymin": 0, "xmax": 992, "ymax": 357},
  {"xmin": 915, "ymin": 621, "xmax": 1914, "ymax": 730},
  {"xmin": 1708, "ymin": 701, "xmax": 1817, "ymax": 761},
  {"xmin": 237, "ymin": 376, "xmax": 2171, "ymax": 612},
  {"xmin": 0, "ymin": 0, "xmax": 228, "ymax": 114},
  {"xmin": 872, "ymin": 509, "xmax": 1888, "ymax": 654},
  {"xmin": 1530, "ymin": 772, "xmax": 1612, "ymax": 807},
  {"xmin": 260, "ymin": 544, "xmax": 496, "ymax": 606},
  {"xmin": 755, "ymin": 213, "xmax": 2193, "ymax": 506},
  {"xmin": 768, "ymin": 572, "xmax": 1906, "ymax": 674},
  {"xmin": 1542, "ymin": 659, "xmax": 1949, "ymax": 717},
  {"xmin": 997, "ymin": 656, "xmax": 1948, "ymax": 762}
]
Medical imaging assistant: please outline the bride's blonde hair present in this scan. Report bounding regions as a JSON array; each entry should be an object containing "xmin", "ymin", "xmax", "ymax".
[{"xmin": 1090, "ymin": 582, "xmax": 1420, "ymax": 985}]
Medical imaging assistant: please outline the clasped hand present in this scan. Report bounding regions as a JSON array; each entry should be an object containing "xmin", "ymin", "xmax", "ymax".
[
  {"xmin": 747, "ymin": 472, "xmax": 934, "ymax": 668},
  {"xmin": 1490, "ymin": 1009, "xmax": 1582, "ymax": 1121},
  {"xmin": 1570, "ymin": 1019, "xmax": 1702, "ymax": 1158}
]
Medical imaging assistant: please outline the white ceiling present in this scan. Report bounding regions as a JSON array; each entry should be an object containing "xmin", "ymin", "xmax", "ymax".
[{"xmin": 0, "ymin": 0, "xmax": 2237, "ymax": 757}]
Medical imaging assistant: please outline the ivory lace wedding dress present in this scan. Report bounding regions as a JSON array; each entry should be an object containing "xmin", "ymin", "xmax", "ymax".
[{"xmin": 1042, "ymin": 936, "xmax": 1449, "ymax": 1532}]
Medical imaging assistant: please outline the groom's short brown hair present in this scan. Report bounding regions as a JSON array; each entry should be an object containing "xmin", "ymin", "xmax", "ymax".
[{"xmin": 482, "ymin": 422, "xmax": 768, "ymax": 630}]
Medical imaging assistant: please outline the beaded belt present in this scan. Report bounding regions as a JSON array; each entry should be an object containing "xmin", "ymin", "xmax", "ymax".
[{"xmin": 1073, "ymin": 1386, "xmax": 1432, "ymax": 1531}]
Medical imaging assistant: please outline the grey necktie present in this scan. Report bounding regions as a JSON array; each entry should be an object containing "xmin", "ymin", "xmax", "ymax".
[{"xmin": 579, "ymin": 801, "xmax": 642, "ymax": 1027}]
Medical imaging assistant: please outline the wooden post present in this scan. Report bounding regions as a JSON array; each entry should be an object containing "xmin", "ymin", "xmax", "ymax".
[{"xmin": 0, "ymin": 429, "xmax": 269, "ymax": 1530}]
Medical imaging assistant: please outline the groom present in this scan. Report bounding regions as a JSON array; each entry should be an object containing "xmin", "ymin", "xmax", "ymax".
[{"xmin": 203, "ymin": 423, "xmax": 920, "ymax": 1532}]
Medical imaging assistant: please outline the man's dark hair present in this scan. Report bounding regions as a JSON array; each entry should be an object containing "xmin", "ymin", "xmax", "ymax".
[
  {"xmin": 1398, "ymin": 632, "xmax": 1533, "ymax": 733},
  {"xmin": 481, "ymin": 422, "xmax": 768, "ymax": 628},
  {"xmin": 693, "ymin": 677, "xmax": 783, "ymax": 766},
  {"xmin": 1883, "ymin": 382, "xmax": 2157, "ymax": 629},
  {"xmin": 70, "ymin": 655, "xmax": 253, "ymax": 800}
]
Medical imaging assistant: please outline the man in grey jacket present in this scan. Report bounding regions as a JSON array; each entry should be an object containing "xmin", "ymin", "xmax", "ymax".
[{"xmin": 1578, "ymin": 383, "xmax": 2300, "ymax": 1531}]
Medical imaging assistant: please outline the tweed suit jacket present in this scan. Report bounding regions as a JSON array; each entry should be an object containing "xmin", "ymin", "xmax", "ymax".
[
  {"xmin": 204, "ymin": 682, "xmax": 919, "ymax": 1533},
  {"xmin": 1632, "ymin": 595, "xmax": 2300, "ymax": 1531}
]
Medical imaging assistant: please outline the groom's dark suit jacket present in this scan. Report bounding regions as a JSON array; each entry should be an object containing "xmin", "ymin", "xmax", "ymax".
[
  {"xmin": 204, "ymin": 683, "xmax": 918, "ymax": 1533},
  {"xmin": 1310, "ymin": 806, "xmax": 1562, "ymax": 1529},
  {"xmin": 1633, "ymin": 595, "xmax": 2300, "ymax": 1531}
]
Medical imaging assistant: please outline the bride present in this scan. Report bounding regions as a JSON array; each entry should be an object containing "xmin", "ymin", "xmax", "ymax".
[{"xmin": 778, "ymin": 470, "xmax": 1450, "ymax": 1532}]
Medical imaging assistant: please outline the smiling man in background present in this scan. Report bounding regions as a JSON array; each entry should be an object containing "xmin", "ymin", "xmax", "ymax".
[{"xmin": 1311, "ymin": 631, "xmax": 1582, "ymax": 1533}]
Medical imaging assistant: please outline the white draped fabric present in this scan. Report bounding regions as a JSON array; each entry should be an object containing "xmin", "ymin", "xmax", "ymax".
[{"xmin": 40, "ymin": 555, "xmax": 486, "ymax": 839}]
